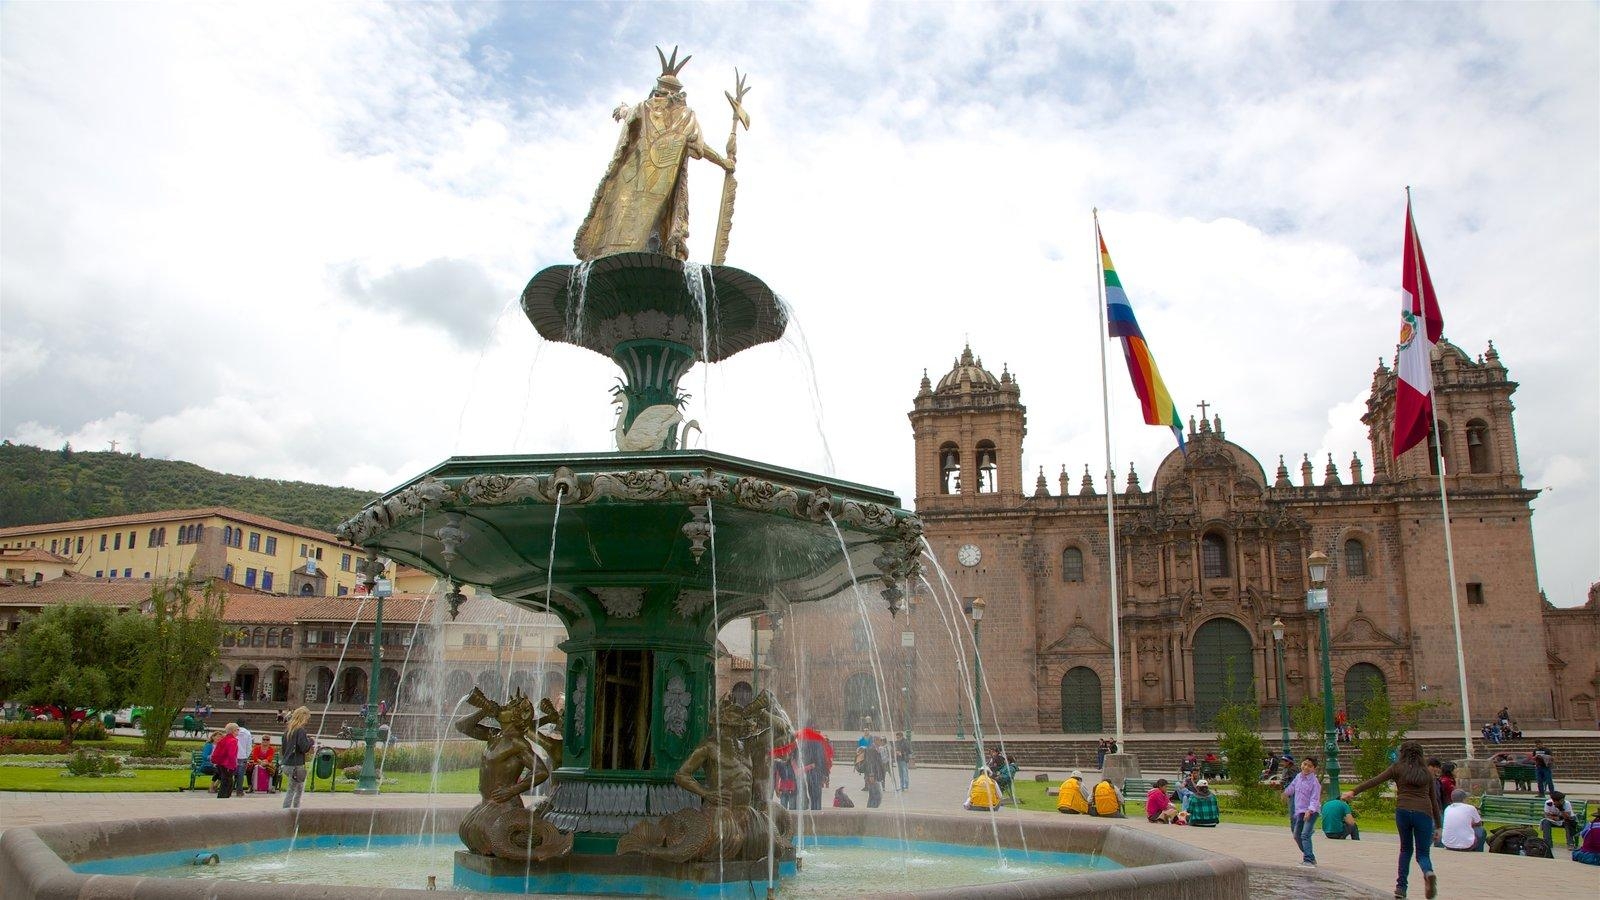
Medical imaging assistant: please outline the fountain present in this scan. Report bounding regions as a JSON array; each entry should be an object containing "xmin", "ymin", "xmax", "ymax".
[{"xmin": 0, "ymin": 46, "xmax": 1249, "ymax": 900}]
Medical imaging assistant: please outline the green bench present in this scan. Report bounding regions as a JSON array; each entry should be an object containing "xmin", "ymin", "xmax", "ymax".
[
  {"xmin": 1122, "ymin": 778, "xmax": 1162, "ymax": 798},
  {"xmin": 187, "ymin": 749, "xmax": 216, "ymax": 790},
  {"xmin": 1479, "ymin": 794, "xmax": 1589, "ymax": 827},
  {"xmin": 1497, "ymin": 764, "xmax": 1535, "ymax": 791},
  {"xmin": 1200, "ymin": 761, "xmax": 1229, "ymax": 781}
]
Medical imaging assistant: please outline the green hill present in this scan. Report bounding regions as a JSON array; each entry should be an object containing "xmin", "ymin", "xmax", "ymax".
[{"xmin": 0, "ymin": 442, "xmax": 378, "ymax": 533}]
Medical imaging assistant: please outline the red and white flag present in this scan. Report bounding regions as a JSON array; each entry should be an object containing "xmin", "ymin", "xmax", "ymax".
[{"xmin": 1393, "ymin": 197, "xmax": 1444, "ymax": 458}]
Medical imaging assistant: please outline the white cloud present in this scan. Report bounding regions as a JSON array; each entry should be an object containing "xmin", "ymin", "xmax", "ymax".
[{"xmin": 1, "ymin": 2, "xmax": 1594, "ymax": 602}]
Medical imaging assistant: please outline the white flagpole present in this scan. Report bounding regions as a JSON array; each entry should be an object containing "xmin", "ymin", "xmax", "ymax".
[
  {"xmin": 1410, "ymin": 187, "xmax": 1473, "ymax": 761},
  {"xmin": 1092, "ymin": 209, "xmax": 1125, "ymax": 748}
]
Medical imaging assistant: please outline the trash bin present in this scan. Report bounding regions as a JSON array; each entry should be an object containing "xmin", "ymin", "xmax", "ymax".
[{"xmin": 314, "ymin": 747, "xmax": 336, "ymax": 780}]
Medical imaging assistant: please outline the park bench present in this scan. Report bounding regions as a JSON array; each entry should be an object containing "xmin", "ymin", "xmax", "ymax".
[
  {"xmin": 1496, "ymin": 764, "xmax": 1535, "ymax": 792},
  {"xmin": 187, "ymin": 749, "xmax": 216, "ymax": 790},
  {"xmin": 1200, "ymin": 761, "xmax": 1229, "ymax": 781},
  {"xmin": 1479, "ymin": 794, "xmax": 1590, "ymax": 827}
]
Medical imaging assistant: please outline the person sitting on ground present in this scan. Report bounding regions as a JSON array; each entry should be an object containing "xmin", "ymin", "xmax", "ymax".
[
  {"xmin": 1056, "ymin": 770, "xmax": 1090, "ymax": 814},
  {"xmin": 1175, "ymin": 772, "xmax": 1198, "ymax": 805},
  {"xmin": 1573, "ymin": 808, "xmax": 1600, "ymax": 866},
  {"xmin": 1542, "ymin": 791, "xmax": 1580, "ymax": 851},
  {"xmin": 1184, "ymin": 779, "xmax": 1219, "ymax": 827},
  {"xmin": 1322, "ymin": 792, "xmax": 1360, "ymax": 840},
  {"xmin": 965, "ymin": 768, "xmax": 1000, "ymax": 811},
  {"xmin": 1090, "ymin": 778, "xmax": 1124, "ymax": 818},
  {"xmin": 1146, "ymin": 778, "xmax": 1178, "ymax": 823},
  {"xmin": 1440, "ymin": 789, "xmax": 1484, "ymax": 852}
]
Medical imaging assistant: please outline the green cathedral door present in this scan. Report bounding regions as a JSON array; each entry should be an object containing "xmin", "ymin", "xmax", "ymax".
[
  {"xmin": 1192, "ymin": 618, "xmax": 1254, "ymax": 729},
  {"xmin": 1343, "ymin": 663, "xmax": 1386, "ymax": 723},
  {"xmin": 1060, "ymin": 667, "xmax": 1103, "ymax": 733}
]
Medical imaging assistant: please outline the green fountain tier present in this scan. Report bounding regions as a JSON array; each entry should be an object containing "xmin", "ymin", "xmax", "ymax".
[{"xmin": 337, "ymin": 450, "xmax": 922, "ymax": 854}]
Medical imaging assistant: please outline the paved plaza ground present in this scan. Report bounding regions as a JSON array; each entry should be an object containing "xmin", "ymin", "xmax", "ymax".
[{"xmin": 4, "ymin": 762, "xmax": 1597, "ymax": 898}]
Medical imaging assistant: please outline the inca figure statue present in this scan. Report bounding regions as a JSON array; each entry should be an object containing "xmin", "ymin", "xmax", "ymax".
[{"xmin": 574, "ymin": 46, "xmax": 735, "ymax": 261}]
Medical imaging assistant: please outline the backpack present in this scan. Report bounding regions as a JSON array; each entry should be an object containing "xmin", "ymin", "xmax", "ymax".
[{"xmin": 1487, "ymin": 824, "xmax": 1534, "ymax": 855}]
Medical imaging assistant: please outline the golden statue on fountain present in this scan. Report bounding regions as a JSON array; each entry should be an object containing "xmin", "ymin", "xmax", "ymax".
[{"xmin": 454, "ymin": 686, "xmax": 571, "ymax": 862}]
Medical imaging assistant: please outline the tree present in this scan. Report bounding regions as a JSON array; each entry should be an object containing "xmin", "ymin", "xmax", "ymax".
[
  {"xmin": 1292, "ymin": 694, "xmax": 1323, "ymax": 759},
  {"xmin": 133, "ymin": 578, "xmax": 225, "ymax": 754},
  {"xmin": 1350, "ymin": 676, "xmax": 1438, "ymax": 809},
  {"xmin": 1212, "ymin": 666, "xmax": 1275, "ymax": 810},
  {"xmin": 0, "ymin": 603, "xmax": 143, "ymax": 744}
]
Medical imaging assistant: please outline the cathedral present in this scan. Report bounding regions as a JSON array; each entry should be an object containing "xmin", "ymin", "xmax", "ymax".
[{"xmin": 769, "ymin": 341, "xmax": 1600, "ymax": 735}]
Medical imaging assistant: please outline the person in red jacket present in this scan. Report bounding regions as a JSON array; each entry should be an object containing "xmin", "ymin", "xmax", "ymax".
[{"xmin": 211, "ymin": 724, "xmax": 240, "ymax": 799}]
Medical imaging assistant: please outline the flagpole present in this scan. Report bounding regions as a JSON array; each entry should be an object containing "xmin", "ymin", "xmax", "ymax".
[
  {"xmin": 1092, "ymin": 209, "xmax": 1125, "ymax": 748},
  {"xmin": 1410, "ymin": 186, "xmax": 1474, "ymax": 762}
]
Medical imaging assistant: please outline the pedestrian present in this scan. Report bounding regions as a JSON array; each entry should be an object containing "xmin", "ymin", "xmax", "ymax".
[
  {"xmin": 894, "ymin": 732, "xmax": 911, "ymax": 792},
  {"xmin": 280, "ymin": 706, "xmax": 314, "ymax": 810},
  {"xmin": 1541, "ymin": 791, "xmax": 1580, "ymax": 852},
  {"xmin": 1089, "ymin": 778, "xmax": 1124, "ymax": 818},
  {"xmin": 1573, "ymin": 808, "xmax": 1600, "ymax": 866},
  {"xmin": 1096, "ymin": 737, "xmax": 1109, "ymax": 769},
  {"xmin": 250, "ymin": 735, "xmax": 277, "ymax": 793},
  {"xmin": 379, "ymin": 698, "xmax": 388, "ymax": 718},
  {"xmin": 211, "ymin": 726, "xmax": 240, "ymax": 799},
  {"xmin": 1342, "ymin": 740, "xmax": 1440, "ymax": 899},
  {"xmin": 1532, "ymin": 743, "xmax": 1556, "ymax": 796},
  {"xmin": 234, "ymin": 722, "xmax": 253, "ymax": 795},
  {"xmin": 773, "ymin": 755, "xmax": 798, "ymax": 810},
  {"xmin": 862, "ymin": 736, "xmax": 887, "ymax": 808},
  {"xmin": 198, "ymin": 731, "xmax": 220, "ymax": 793},
  {"xmin": 794, "ymin": 724, "xmax": 832, "ymax": 811},
  {"xmin": 1283, "ymin": 757, "xmax": 1322, "ymax": 867}
]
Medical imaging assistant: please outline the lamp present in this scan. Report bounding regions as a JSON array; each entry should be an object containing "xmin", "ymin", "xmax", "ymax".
[{"xmin": 1307, "ymin": 550, "xmax": 1330, "ymax": 586}]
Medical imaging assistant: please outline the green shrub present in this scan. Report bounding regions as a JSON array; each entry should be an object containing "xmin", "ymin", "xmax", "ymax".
[
  {"xmin": 333, "ymin": 740, "xmax": 479, "ymax": 773},
  {"xmin": 0, "ymin": 720, "xmax": 107, "ymax": 741}
]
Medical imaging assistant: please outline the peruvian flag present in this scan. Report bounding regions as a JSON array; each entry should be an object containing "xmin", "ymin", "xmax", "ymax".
[{"xmin": 1392, "ymin": 197, "xmax": 1444, "ymax": 458}]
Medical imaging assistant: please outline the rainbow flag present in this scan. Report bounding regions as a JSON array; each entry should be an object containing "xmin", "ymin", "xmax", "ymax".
[{"xmin": 1099, "ymin": 224, "xmax": 1185, "ymax": 451}]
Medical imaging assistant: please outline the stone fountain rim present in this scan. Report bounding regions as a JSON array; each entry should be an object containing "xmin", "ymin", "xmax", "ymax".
[{"xmin": 0, "ymin": 806, "xmax": 1251, "ymax": 899}]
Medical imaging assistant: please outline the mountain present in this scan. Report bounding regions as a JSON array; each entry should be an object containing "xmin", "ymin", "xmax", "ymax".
[{"xmin": 0, "ymin": 442, "xmax": 377, "ymax": 533}]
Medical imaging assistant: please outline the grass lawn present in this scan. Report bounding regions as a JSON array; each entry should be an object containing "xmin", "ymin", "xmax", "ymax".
[
  {"xmin": 1007, "ymin": 779, "xmax": 1401, "ymax": 833},
  {"xmin": 0, "ymin": 764, "xmax": 479, "ymax": 794}
]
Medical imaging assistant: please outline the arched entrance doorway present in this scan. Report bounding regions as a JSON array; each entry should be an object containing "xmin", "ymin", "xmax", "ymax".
[
  {"xmin": 307, "ymin": 667, "xmax": 334, "ymax": 704},
  {"xmin": 842, "ymin": 672, "xmax": 879, "ymax": 731},
  {"xmin": 1344, "ymin": 663, "xmax": 1386, "ymax": 723},
  {"xmin": 378, "ymin": 667, "xmax": 401, "ymax": 706},
  {"xmin": 1192, "ymin": 618, "xmax": 1254, "ymax": 729},
  {"xmin": 445, "ymin": 670, "xmax": 473, "ymax": 702},
  {"xmin": 338, "ymin": 667, "xmax": 367, "ymax": 704},
  {"xmin": 1060, "ymin": 667, "xmax": 1103, "ymax": 733},
  {"xmin": 265, "ymin": 666, "xmax": 290, "ymax": 703},
  {"xmin": 233, "ymin": 665, "xmax": 259, "ymax": 701}
]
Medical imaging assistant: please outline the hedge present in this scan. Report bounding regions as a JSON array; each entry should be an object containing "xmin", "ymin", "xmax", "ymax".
[{"xmin": 0, "ymin": 720, "xmax": 109, "ymax": 741}]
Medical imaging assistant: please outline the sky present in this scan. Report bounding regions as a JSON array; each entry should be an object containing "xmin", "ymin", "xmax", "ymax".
[{"xmin": 1, "ymin": 2, "xmax": 1595, "ymax": 606}]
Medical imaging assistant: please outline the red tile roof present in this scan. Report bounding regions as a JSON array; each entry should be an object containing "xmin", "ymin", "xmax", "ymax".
[
  {"xmin": 0, "ymin": 507, "xmax": 361, "ymax": 546},
  {"xmin": 0, "ymin": 547, "xmax": 76, "ymax": 564},
  {"xmin": 0, "ymin": 577, "xmax": 156, "ymax": 609}
]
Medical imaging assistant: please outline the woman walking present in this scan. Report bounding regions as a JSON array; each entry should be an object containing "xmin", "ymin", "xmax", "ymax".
[
  {"xmin": 1342, "ymin": 741, "xmax": 1441, "ymax": 899},
  {"xmin": 280, "ymin": 707, "xmax": 314, "ymax": 810}
]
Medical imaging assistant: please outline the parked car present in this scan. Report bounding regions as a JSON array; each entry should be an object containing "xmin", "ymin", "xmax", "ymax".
[{"xmin": 112, "ymin": 707, "xmax": 151, "ymax": 728}]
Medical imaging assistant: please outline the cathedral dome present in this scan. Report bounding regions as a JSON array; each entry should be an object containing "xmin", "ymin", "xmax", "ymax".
[{"xmin": 936, "ymin": 344, "xmax": 1001, "ymax": 393}]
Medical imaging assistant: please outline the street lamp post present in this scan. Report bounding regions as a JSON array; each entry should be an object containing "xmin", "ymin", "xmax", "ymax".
[
  {"xmin": 967, "ymin": 597, "xmax": 986, "ymax": 773},
  {"xmin": 1272, "ymin": 618, "xmax": 1290, "ymax": 757},
  {"xmin": 1306, "ymin": 550, "xmax": 1339, "ymax": 793},
  {"xmin": 901, "ymin": 627, "xmax": 915, "ymax": 737},
  {"xmin": 354, "ymin": 553, "xmax": 389, "ymax": 795}
]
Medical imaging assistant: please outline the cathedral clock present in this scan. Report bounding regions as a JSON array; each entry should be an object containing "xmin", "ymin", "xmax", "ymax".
[{"xmin": 957, "ymin": 543, "xmax": 981, "ymax": 567}]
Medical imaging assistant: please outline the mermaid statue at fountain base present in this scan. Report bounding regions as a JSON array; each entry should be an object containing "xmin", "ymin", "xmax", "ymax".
[{"xmin": 454, "ymin": 687, "xmax": 573, "ymax": 862}]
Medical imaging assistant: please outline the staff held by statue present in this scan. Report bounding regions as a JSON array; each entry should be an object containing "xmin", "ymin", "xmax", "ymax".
[{"xmin": 711, "ymin": 69, "xmax": 750, "ymax": 266}]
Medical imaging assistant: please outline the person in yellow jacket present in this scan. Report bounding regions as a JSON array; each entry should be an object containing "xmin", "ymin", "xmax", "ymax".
[
  {"xmin": 1090, "ymin": 778, "xmax": 1125, "ymax": 817},
  {"xmin": 1056, "ymin": 769, "xmax": 1090, "ymax": 814},
  {"xmin": 965, "ymin": 768, "xmax": 1001, "ymax": 811}
]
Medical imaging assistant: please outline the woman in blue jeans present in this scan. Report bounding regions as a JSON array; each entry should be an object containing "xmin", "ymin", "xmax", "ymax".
[{"xmin": 1343, "ymin": 741, "xmax": 1442, "ymax": 899}]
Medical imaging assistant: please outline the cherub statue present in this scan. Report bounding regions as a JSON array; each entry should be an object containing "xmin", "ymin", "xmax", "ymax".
[{"xmin": 454, "ymin": 686, "xmax": 571, "ymax": 861}]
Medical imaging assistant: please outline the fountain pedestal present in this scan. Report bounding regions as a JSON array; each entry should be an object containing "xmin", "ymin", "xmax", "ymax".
[{"xmin": 1101, "ymin": 752, "xmax": 1141, "ymax": 788}]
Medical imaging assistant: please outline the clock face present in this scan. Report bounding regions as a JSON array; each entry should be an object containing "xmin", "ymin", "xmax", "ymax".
[{"xmin": 957, "ymin": 544, "xmax": 981, "ymax": 567}]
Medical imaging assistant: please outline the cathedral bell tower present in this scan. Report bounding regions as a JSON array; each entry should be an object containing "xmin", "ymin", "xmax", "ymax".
[
  {"xmin": 909, "ymin": 345, "xmax": 1026, "ymax": 507},
  {"xmin": 1361, "ymin": 339, "xmax": 1524, "ymax": 490}
]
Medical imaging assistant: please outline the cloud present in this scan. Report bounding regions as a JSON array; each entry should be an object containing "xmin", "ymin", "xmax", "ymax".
[
  {"xmin": 336, "ymin": 257, "xmax": 508, "ymax": 347},
  {"xmin": 1, "ymin": 1, "xmax": 1594, "ymax": 604}
]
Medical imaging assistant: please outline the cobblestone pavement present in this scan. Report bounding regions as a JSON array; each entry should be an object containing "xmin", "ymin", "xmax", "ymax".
[{"xmin": 3, "ymin": 766, "xmax": 1597, "ymax": 898}]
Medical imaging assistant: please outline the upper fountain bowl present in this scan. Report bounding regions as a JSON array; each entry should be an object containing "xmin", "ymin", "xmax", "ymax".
[{"xmin": 522, "ymin": 252, "xmax": 787, "ymax": 362}]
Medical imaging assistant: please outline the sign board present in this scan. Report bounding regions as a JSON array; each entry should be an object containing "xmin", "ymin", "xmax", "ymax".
[
  {"xmin": 374, "ymin": 577, "xmax": 393, "ymax": 598},
  {"xmin": 1305, "ymin": 587, "xmax": 1329, "ymax": 611}
]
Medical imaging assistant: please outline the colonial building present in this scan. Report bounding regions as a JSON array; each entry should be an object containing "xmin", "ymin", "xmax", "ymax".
[
  {"xmin": 0, "ymin": 507, "xmax": 368, "ymax": 597},
  {"xmin": 772, "ymin": 342, "xmax": 1600, "ymax": 733}
]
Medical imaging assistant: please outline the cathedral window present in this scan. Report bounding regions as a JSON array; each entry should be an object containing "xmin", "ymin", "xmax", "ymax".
[
  {"xmin": 1466, "ymin": 582, "xmax": 1485, "ymax": 605},
  {"xmin": 1465, "ymin": 420, "xmax": 1491, "ymax": 473},
  {"xmin": 1061, "ymin": 547, "xmax": 1085, "ymax": 583},
  {"xmin": 1201, "ymin": 533, "xmax": 1229, "ymax": 578},
  {"xmin": 1343, "ymin": 539, "xmax": 1368, "ymax": 577},
  {"xmin": 976, "ymin": 440, "xmax": 998, "ymax": 493},
  {"xmin": 939, "ymin": 443, "xmax": 961, "ymax": 494}
]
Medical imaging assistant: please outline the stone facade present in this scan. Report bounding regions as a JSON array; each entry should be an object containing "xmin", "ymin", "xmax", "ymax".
[{"xmin": 771, "ymin": 341, "xmax": 1600, "ymax": 734}]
